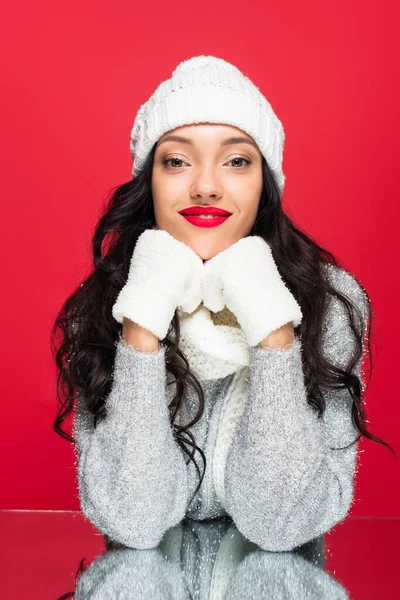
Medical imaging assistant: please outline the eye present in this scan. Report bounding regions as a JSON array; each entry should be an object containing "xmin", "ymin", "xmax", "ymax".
[
  {"xmin": 161, "ymin": 156, "xmax": 187, "ymax": 168},
  {"xmin": 160, "ymin": 155, "xmax": 253, "ymax": 169},
  {"xmin": 226, "ymin": 157, "xmax": 252, "ymax": 168}
]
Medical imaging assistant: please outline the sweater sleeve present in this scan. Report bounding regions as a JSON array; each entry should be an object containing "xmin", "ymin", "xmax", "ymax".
[
  {"xmin": 223, "ymin": 268, "xmax": 368, "ymax": 551},
  {"xmin": 72, "ymin": 336, "xmax": 191, "ymax": 549}
]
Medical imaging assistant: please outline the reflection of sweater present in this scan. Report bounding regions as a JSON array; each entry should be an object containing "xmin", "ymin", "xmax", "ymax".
[
  {"xmin": 73, "ymin": 263, "xmax": 368, "ymax": 551},
  {"xmin": 74, "ymin": 520, "xmax": 349, "ymax": 600}
]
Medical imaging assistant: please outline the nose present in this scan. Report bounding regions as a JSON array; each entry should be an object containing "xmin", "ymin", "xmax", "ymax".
[{"xmin": 189, "ymin": 166, "xmax": 224, "ymax": 203}]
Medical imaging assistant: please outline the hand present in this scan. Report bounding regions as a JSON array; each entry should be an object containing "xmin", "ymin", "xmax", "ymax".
[
  {"xmin": 201, "ymin": 236, "xmax": 303, "ymax": 347},
  {"xmin": 112, "ymin": 229, "xmax": 204, "ymax": 340}
]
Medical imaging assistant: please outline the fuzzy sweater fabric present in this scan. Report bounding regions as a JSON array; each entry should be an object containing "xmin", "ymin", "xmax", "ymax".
[
  {"xmin": 73, "ymin": 262, "xmax": 368, "ymax": 551},
  {"xmin": 74, "ymin": 519, "xmax": 350, "ymax": 600}
]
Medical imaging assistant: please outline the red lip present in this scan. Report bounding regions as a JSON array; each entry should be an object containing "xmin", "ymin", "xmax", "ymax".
[
  {"xmin": 178, "ymin": 206, "xmax": 232, "ymax": 216},
  {"xmin": 181, "ymin": 214, "xmax": 231, "ymax": 228}
]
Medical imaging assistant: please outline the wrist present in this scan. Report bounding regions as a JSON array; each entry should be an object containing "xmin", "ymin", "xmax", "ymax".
[
  {"xmin": 122, "ymin": 318, "xmax": 160, "ymax": 352},
  {"xmin": 258, "ymin": 322, "xmax": 295, "ymax": 349}
]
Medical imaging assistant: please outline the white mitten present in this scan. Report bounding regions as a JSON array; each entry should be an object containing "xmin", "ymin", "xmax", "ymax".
[
  {"xmin": 202, "ymin": 236, "xmax": 303, "ymax": 347},
  {"xmin": 112, "ymin": 229, "xmax": 204, "ymax": 340}
]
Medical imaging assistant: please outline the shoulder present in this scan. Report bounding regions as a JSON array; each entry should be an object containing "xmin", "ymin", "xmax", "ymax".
[
  {"xmin": 319, "ymin": 263, "xmax": 369, "ymax": 373},
  {"xmin": 320, "ymin": 262, "xmax": 369, "ymax": 331}
]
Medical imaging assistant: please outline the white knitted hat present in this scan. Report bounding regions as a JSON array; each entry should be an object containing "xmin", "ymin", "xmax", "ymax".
[{"xmin": 129, "ymin": 55, "xmax": 286, "ymax": 193}]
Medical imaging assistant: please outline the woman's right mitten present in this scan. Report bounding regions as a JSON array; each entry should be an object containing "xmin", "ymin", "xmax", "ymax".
[{"xmin": 112, "ymin": 229, "xmax": 204, "ymax": 340}]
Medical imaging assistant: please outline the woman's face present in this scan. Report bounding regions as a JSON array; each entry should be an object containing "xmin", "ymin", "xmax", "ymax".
[{"xmin": 151, "ymin": 123, "xmax": 263, "ymax": 260}]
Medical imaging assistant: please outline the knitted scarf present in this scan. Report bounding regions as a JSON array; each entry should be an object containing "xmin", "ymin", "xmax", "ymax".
[{"xmin": 173, "ymin": 303, "xmax": 252, "ymax": 506}]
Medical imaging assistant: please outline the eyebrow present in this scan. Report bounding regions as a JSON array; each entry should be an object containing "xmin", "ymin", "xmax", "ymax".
[{"xmin": 156, "ymin": 135, "xmax": 259, "ymax": 151}]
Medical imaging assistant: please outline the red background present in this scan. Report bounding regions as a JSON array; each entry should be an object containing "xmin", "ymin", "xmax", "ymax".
[{"xmin": 1, "ymin": 0, "xmax": 399, "ymax": 514}]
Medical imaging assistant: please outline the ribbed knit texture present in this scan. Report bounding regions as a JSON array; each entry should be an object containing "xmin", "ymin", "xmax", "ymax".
[
  {"xmin": 73, "ymin": 262, "xmax": 368, "ymax": 551},
  {"xmin": 129, "ymin": 55, "xmax": 286, "ymax": 194}
]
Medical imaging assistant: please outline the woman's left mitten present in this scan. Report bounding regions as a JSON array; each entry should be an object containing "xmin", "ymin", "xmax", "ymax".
[{"xmin": 202, "ymin": 236, "xmax": 303, "ymax": 346}]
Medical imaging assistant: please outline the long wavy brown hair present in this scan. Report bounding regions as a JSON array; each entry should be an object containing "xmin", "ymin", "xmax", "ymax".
[{"xmin": 51, "ymin": 143, "xmax": 396, "ymax": 505}]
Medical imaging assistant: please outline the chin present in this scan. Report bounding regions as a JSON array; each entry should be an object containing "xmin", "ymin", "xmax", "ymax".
[
  {"xmin": 200, "ymin": 253, "xmax": 213, "ymax": 262},
  {"xmin": 180, "ymin": 238, "xmax": 216, "ymax": 261},
  {"xmin": 178, "ymin": 231, "xmax": 242, "ymax": 260}
]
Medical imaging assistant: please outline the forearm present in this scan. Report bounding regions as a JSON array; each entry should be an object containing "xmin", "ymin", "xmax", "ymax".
[
  {"xmin": 223, "ymin": 339, "xmax": 348, "ymax": 550},
  {"xmin": 74, "ymin": 336, "xmax": 190, "ymax": 549}
]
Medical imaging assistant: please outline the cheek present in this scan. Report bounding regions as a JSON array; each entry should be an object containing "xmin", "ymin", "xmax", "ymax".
[
  {"xmin": 151, "ymin": 178, "xmax": 184, "ymax": 225},
  {"xmin": 151, "ymin": 177, "xmax": 171, "ymax": 214},
  {"xmin": 229, "ymin": 166, "xmax": 262, "ymax": 193},
  {"xmin": 231, "ymin": 177, "xmax": 262, "ymax": 211},
  {"xmin": 152, "ymin": 173, "xmax": 185, "ymax": 205},
  {"xmin": 248, "ymin": 173, "xmax": 263, "ymax": 211}
]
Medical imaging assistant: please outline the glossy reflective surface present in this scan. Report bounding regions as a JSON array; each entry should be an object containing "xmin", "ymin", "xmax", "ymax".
[{"xmin": 1, "ymin": 512, "xmax": 399, "ymax": 599}]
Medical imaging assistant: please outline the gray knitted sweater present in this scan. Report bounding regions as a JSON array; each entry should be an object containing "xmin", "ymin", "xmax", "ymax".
[
  {"xmin": 73, "ymin": 263, "xmax": 368, "ymax": 551},
  {"xmin": 74, "ymin": 520, "xmax": 349, "ymax": 599}
]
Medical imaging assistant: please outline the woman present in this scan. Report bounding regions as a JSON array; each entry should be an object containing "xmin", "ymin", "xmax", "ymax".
[{"xmin": 51, "ymin": 55, "xmax": 393, "ymax": 552}]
